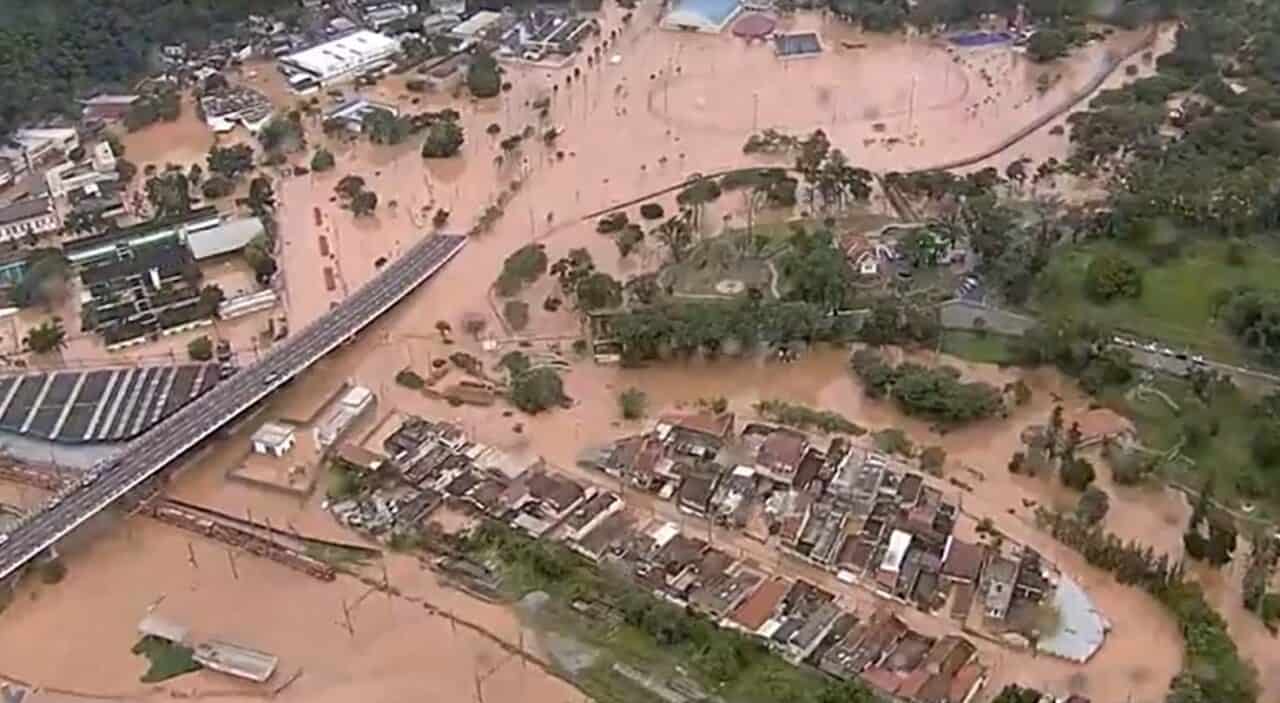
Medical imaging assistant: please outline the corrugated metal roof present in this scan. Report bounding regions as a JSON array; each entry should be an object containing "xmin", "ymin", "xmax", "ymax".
[{"xmin": 186, "ymin": 217, "xmax": 264, "ymax": 260}]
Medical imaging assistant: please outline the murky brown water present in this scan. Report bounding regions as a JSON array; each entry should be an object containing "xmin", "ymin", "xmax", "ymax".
[{"xmin": 0, "ymin": 6, "xmax": 1204, "ymax": 702}]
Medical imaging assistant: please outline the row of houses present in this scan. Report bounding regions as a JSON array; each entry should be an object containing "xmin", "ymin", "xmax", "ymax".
[
  {"xmin": 563, "ymin": 494, "xmax": 989, "ymax": 703},
  {"xmin": 339, "ymin": 412, "xmax": 989, "ymax": 703},
  {"xmin": 589, "ymin": 412, "xmax": 1060, "ymax": 634},
  {"xmin": 328, "ymin": 414, "xmax": 594, "ymax": 539}
]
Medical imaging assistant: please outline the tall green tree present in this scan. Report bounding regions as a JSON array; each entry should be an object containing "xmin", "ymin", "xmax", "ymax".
[{"xmin": 467, "ymin": 52, "xmax": 502, "ymax": 98}]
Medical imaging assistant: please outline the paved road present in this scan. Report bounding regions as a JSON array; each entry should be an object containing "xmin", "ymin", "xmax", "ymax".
[{"xmin": 0, "ymin": 234, "xmax": 467, "ymax": 579}]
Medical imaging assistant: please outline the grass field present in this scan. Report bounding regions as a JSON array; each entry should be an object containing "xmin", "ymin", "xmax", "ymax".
[
  {"xmin": 1034, "ymin": 239, "xmax": 1280, "ymax": 362},
  {"xmin": 939, "ymin": 330, "xmax": 1019, "ymax": 365},
  {"xmin": 1103, "ymin": 376, "xmax": 1274, "ymax": 514}
]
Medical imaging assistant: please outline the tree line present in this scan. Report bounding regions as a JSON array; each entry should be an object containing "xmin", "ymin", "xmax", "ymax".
[{"xmin": 1036, "ymin": 507, "xmax": 1258, "ymax": 703}]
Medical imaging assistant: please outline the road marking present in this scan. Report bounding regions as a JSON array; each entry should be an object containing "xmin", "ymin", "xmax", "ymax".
[
  {"xmin": 50, "ymin": 372, "xmax": 88, "ymax": 440},
  {"xmin": 19, "ymin": 373, "xmax": 57, "ymax": 434}
]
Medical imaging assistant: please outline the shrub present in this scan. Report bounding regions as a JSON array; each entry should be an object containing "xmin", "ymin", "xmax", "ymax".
[
  {"xmin": 619, "ymin": 387, "xmax": 647, "ymax": 419},
  {"xmin": 504, "ymin": 300, "xmax": 530, "ymax": 331},
  {"xmin": 187, "ymin": 335, "xmax": 213, "ymax": 361},
  {"xmin": 495, "ymin": 244, "xmax": 548, "ymax": 296},
  {"xmin": 1061, "ymin": 457, "xmax": 1097, "ymax": 491},
  {"xmin": 1076, "ymin": 486, "xmax": 1110, "ymax": 525},
  {"xmin": 920, "ymin": 446, "xmax": 947, "ymax": 476},
  {"xmin": 395, "ymin": 368, "xmax": 426, "ymax": 389},
  {"xmin": 200, "ymin": 175, "xmax": 235, "ymax": 199},
  {"xmin": 596, "ymin": 211, "xmax": 629, "ymax": 233},
  {"xmin": 311, "ymin": 148, "xmax": 335, "ymax": 172},
  {"xmin": 639, "ymin": 203, "xmax": 664, "ymax": 220},
  {"xmin": 873, "ymin": 428, "xmax": 913, "ymax": 456}
]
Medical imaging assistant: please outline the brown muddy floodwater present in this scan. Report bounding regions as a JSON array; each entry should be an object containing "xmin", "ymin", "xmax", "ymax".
[{"xmin": 0, "ymin": 4, "xmax": 1198, "ymax": 702}]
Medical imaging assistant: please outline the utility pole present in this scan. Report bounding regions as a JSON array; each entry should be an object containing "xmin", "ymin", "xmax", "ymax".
[
  {"xmin": 381, "ymin": 558, "xmax": 393, "ymax": 603},
  {"xmin": 186, "ymin": 541, "xmax": 199, "ymax": 570},
  {"xmin": 337, "ymin": 598, "xmax": 355, "ymax": 638},
  {"xmin": 226, "ymin": 548, "xmax": 239, "ymax": 580}
]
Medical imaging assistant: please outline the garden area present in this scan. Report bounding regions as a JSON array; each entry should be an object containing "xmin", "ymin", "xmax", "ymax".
[{"xmin": 1033, "ymin": 239, "xmax": 1280, "ymax": 363}]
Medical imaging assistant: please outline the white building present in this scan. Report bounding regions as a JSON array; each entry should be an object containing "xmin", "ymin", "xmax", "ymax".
[
  {"xmin": 325, "ymin": 98, "xmax": 400, "ymax": 133},
  {"xmin": 279, "ymin": 30, "xmax": 402, "ymax": 92},
  {"xmin": 0, "ymin": 197, "xmax": 59, "ymax": 242},
  {"xmin": 251, "ymin": 422, "xmax": 296, "ymax": 457},
  {"xmin": 45, "ymin": 143, "xmax": 118, "ymax": 200},
  {"xmin": 184, "ymin": 216, "xmax": 265, "ymax": 260},
  {"xmin": 315, "ymin": 385, "xmax": 375, "ymax": 448}
]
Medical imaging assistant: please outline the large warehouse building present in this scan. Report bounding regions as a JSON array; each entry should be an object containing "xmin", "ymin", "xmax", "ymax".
[{"xmin": 279, "ymin": 30, "xmax": 402, "ymax": 92}]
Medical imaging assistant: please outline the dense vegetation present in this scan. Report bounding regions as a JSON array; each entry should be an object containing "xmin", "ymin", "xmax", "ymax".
[
  {"xmin": 826, "ymin": 0, "xmax": 1170, "ymax": 34},
  {"xmin": 606, "ymin": 299, "xmax": 858, "ymax": 365},
  {"xmin": 850, "ymin": 349, "xmax": 1005, "ymax": 424},
  {"xmin": 0, "ymin": 0, "xmax": 297, "ymax": 132},
  {"xmin": 495, "ymin": 244, "xmax": 548, "ymax": 296}
]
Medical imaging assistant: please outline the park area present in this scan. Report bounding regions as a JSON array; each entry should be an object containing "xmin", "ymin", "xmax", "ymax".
[
  {"xmin": 1033, "ymin": 239, "xmax": 1280, "ymax": 362},
  {"xmin": 1100, "ymin": 373, "xmax": 1278, "ymax": 516}
]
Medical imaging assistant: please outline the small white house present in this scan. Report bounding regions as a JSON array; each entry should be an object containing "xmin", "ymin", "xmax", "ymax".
[{"xmin": 251, "ymin": 421, "xmax": 296, "ymax": 457}]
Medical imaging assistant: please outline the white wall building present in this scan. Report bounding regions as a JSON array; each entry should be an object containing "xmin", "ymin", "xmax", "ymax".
[
  {"xmin": 279, "ymin": 30, "xmax": 402, "ymax": 91},
  {"xmin": 45, "ymin": 143, "xmax": 118, "ymax": 200},
  {"xmin": 251, "ymin": 422, "xmax": 297, "ymax": 457}
]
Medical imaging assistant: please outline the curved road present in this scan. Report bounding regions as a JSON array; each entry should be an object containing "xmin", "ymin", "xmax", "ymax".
[{"xmin": 0, "ymin": 234, "xmax": 467, "ymax": 580}]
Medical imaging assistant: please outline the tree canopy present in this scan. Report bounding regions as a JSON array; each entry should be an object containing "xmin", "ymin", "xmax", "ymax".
[
  {"xmin": 467, "ymin": 51, "xmax": 502, "ymax": 98},
  {"xmin": 23, "ymin": 317, "xmax": 67, "ymax": 354},
  {"xmin": 422, "ymin": 119, "xmax": 465, "ymax": 158},
  {"xmin": 850, "ymin": 350, "xmax": 1005, "ymax": 424},
  {"xmin": 0, "ymin": 0, "xmax": 299, "ymax": 133}
]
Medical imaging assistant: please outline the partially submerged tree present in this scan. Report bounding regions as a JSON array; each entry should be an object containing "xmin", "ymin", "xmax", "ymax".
[
  {"xmin": 422, "ymin": 119, "xmax": 465, "ymax": 158},
  {"xmin": 188, "ymin": 335, "xmax": 213, "ymax": 361},
  {"xmin": 467, "ymin": 51, "xmax": 502, "ymax": 98},
  {"xmin": 619, "ymin": 387, "xmax": 647, "ymax": 420},
  {"xmin": 24, "ymin": 317, "xmax": 67, "ymax": 354},
  {"xmin": 311, "ymin": 148, "xmax": 336, "ymax": 172}
]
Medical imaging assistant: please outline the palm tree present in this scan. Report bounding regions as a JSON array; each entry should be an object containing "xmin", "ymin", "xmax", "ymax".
[
  {"xmin": 24, "ymin": 317, "xmax": 67, "ymax": 355},
  {"xmin": 435, "ymin": 320, "xmax": 452, "ymax": 341}
]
